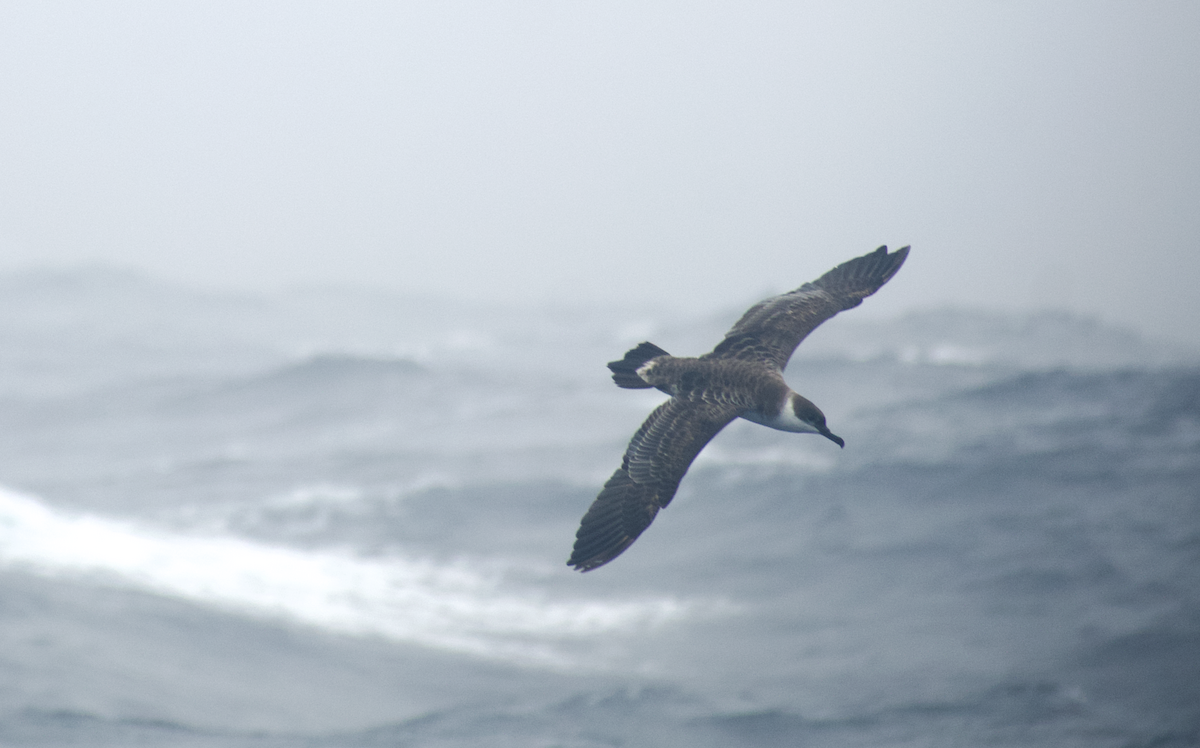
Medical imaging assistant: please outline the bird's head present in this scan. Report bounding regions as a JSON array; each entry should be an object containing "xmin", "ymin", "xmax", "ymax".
[{"xmin": 790, "ymin": 394, "xmax": 845, "ymax": 448}]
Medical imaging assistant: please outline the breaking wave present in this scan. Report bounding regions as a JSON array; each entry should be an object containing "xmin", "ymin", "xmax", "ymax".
[{"xmin": 0, "ymin": 485, "xmax": 688, "ymax": 668}]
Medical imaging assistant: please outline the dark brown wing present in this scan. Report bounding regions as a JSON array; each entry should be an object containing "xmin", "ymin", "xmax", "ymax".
[
  {"xmin": 707, "ymin": 245, "xmax": 909, "ymax": 369},
  {"xmin": 566, "ymin": 469, "xmax": 661, "ymax": 572},
  {"xmin": 621, "ymin": 397, "xmax": 741, "ymax": 491},
  {"xmin": 568, "ymin": 398, "xmax": 740, "ymax": 571}
]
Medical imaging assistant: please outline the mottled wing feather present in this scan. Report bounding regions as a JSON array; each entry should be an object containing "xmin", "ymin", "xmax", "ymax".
[
  {"xmin": 708, "ymin": 245, "xmax": 909, "ymax": 369},
  {"xmin": 623, "ymin": 398, "xmax": 740, "ymax": 493},
  {"xmin": 568, "ymin": 398, "xmax": 740, "ymax": 571},
  {"xmin": 567, "ymin": 469, "xmax": 661, "ymax": 572}
]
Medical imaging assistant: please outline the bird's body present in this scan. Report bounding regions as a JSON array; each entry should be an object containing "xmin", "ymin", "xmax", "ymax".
[
  {"xmin": 631, "ymin": 356, "xmax": 828, "ymax": 436},
  {"xmin": 568, "ymin": 245, "xmax": 910, "ymax": 572}
]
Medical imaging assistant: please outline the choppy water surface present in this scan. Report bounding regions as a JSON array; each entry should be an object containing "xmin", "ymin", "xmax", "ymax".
[{"xmin": 0, "ymin": 269, "xmax": 1197, "ymax": 747}]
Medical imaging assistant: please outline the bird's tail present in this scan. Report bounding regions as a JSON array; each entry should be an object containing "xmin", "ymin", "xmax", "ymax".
[{"xmin": 607, "ymin": 342, "xmax": 669, "ymax": 389}]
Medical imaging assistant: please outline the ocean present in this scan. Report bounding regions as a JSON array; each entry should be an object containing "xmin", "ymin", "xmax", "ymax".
[{"xmin": 0, "ymin": 267, "xmax": 1197, "ymax": 747}]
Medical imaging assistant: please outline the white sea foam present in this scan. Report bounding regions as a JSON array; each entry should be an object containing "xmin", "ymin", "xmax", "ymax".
[
  {"xmin": 0, "ymin": 485, "xmax": 688, "ymax": 668},
  {"xmin": 265, "ymin": 483, "xmax": 366, "ymax": 508},
  {"xmin": 695, "ymin": 444, "xmax": 837, "ymax": 472}
]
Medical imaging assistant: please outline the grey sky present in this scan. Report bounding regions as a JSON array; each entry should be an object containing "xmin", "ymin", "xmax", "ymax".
[{"xmin": 2, "ymin": 2, "xmax": 1198, "ymax": 344}]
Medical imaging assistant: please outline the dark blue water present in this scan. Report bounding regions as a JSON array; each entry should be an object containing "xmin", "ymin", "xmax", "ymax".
[{"xmin": 0, "ymin": 269, "xmax": 1196, "ymax": 746}]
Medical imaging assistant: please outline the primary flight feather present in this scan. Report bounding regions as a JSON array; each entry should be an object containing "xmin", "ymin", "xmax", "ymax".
[{"xmin": 568, "ymin": 245, "xmax": 910, "ymax": 571}]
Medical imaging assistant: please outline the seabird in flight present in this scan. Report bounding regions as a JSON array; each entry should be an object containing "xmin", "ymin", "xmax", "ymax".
[{"xmin": 568, "ymin": 245, "xmax": 910, "ymax": 571}]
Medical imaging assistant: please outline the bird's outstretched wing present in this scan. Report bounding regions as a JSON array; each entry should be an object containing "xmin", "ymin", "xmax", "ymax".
[
  {"xmin": 568, "ymin": 398, "xmax": 740, "ymax": 571},
  {"xmin": 707, "ymin": 245, "xmax": 909, "ymax": 370}
]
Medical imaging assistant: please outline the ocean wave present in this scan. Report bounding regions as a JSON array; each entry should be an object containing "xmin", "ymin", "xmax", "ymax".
[{"xmin": 0, "ymin": 485, "xmax": 690, "ymax": 668}]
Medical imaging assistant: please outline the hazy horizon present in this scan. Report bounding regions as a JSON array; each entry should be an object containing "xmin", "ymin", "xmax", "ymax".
[{"xmin": 3, "ymin": 2, "xmax": 1198, "ymax": 346}]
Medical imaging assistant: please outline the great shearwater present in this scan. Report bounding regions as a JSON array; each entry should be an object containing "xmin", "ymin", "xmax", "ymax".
[{"xmin": 568, "ymin": 245, "xmax": 910, "ymax": 571}]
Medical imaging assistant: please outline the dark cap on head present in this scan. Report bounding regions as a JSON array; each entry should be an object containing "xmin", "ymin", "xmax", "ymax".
[{"xmin": 792, "ymin": 396, "xmax": 844, "ymax": 448}]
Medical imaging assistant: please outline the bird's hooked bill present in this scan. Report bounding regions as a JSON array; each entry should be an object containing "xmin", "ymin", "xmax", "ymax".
[{"xmin": 820, "ymin": 428, "xmax": 845, "ymax": 448}]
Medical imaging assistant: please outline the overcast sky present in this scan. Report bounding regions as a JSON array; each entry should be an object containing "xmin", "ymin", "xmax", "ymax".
[{"xmin": 2, "ymin": 2, "xmax": 1198, "ymax": 344}]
